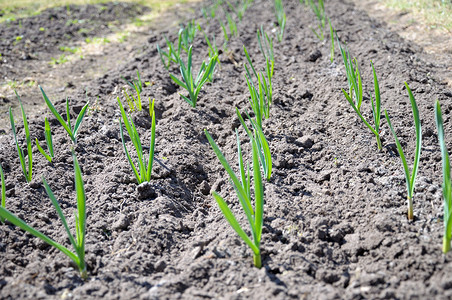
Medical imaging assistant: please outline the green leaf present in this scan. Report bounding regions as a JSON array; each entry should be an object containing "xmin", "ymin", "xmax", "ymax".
[
  {"xmin": 0, "ymin": 206, "xmax": 79, "ymax": 266},
  {"xmin": 205, "ymin": 130, "xmax": 252, "ymax": 213},
  {"xmin": 211, "ymin": 191, "xmax": 259, "ymax": 255},
  {"xmin": 36, "ymin": 138, "xmax": 53, "ymax": 162},
  {"xmin": 252, "ymin": 138, "xmax": 263, "ymax": 244},
  {"xmin": 40, "ymin": 86, "xmax": 75, "ymax": 142}
]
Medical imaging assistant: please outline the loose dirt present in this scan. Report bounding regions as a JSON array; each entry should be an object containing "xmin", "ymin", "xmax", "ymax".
[{"xmin": 1, "ymin": 0, "xmax": 452, "ymax": 299}]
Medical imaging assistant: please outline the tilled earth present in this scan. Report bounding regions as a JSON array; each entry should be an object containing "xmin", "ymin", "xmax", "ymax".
[{"xmin": 1, "ymin": 0, "xmax": 452, "ymax": 299}]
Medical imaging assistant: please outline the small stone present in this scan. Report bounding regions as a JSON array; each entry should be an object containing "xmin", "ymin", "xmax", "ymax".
[
  {"xmin": 199, "ymin": 180, "xmax": 210, "ymax": 196},
  {"xmin": 154, "ymin": 260, "xmax": 167, "ymax": 272},
  {"xmin": 112, "ymin": 214, "xmax": 130, "ymax": 231},
  {"xmin": 296, "ymin": 136, "xmax": 314, "ymax": 149},
  {"xmin": 307, "ymin": 49, "xmax": 322, "ymax": 62},
  {"xmin": 136, "ymin": 181, "xmax": 156, "ymax": 200}
]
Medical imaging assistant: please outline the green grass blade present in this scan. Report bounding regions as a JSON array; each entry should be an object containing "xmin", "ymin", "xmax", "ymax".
[
  {"xmin": 36, "ymin": 138, "xmax": 53, "ymax": 162},
  {"xmin": 243, "ymin": 45, "xmax": 258, "ymax": 80},
  {"xmin": 40, "ymin": 86, "xmax": 75, "ymax": 142},
  {"xmin": 73, "ymin": 102, "xmax": 89, "ymax": 139},
  {"xmin": 236, "ymin": 129, "xmax": 249, "ymax": 198},
  {"xmin": 405, "ymin": 82, "xmax": 422, "ymax": 196},
  {"xmin": 119, "ymin": 119, "xmax": 141, "ymax": 183},
  {"xmin": 42, "ymin": 177, "xmax": 78, "ymax": 253},
  {"xmin": 211, "ymin": 191, "xmax": 259, "ymax": 254},
  {"xmin": 72, "ymin": 151, "xmax": 86, "ymax": 274},
  {"xmin": 44, "ymin": 117, "xmax": 54, "ymax": 157},
  {"xmin": 252, "ymin": 138, "xmax": 263, "ymax": 244},
  {"xmin": 435, "ymin": 100, "xmax": 452, "ymax": 252},
  {"xmin": 0, "ymin": 206, "xmax": 79, "ymax": 265},
  {"xmin": 329, "ymin": 18, "xmax": 334, "ymax": 62},
  {"xmin": 170, "ymin": 73, "xmax": 188, "ymax": 90},
  {"xmin": 205, "ymin": 130, "xmax": 252, "ymax": 213},
  {"xmin": 16, "ymin": 93, "xmax": 32, "ymax": 182},
  {"xmin": 65, "ymin": 98, "xmax": 73, "ymax": 135},
  {"xmin": 9, "ymin": 107, "xmax": 29, "ymax": 182},
  {"xmin": 146, "ymin": 99, "xmax": 156, "ymax": 182},
  {"xmin": 236, "ymin": 107, "xmax": 252, "ymax": 137},
  {"xmin": 384, "ymin": 110, "xmax": 412, "ymax": 200}
]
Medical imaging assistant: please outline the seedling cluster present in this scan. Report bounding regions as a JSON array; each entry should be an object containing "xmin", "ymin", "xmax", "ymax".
[{"xmin": 1, "ymin": 0, "xmax": 451, "ymax": 287}]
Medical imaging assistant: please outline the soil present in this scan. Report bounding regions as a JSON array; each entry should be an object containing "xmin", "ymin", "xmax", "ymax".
[{"xmin": 1, "ymin": 0, "xmax": 452, "ymax": 299}]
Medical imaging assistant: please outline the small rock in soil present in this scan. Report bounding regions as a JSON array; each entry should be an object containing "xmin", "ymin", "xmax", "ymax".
[
  {"xmin": 306, "ymin": 49, "xmax": 322, "ymax": 62},
  {"xmin": 112, "ymin": 213, "xmax": 130, "ymax": 231},
  {"xmin": 296, "ymin": 135, "xmax": 314, "ymax": 148},
  {"xmin": 136, "ymin": 181, "xmax": 156, "ymax": 200}
]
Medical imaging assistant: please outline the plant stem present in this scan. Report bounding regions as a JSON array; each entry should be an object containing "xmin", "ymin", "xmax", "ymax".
[
  {"xmin": 443, "ymin": 236, "xmax": 451, "ymax": 254},
  {"xmin": 408, "ymin": 197, "xmax": 413, "ymax": 221},
  {"xmin": 80, "ymin": 267, "xmax": 88, "ymax": 280},
  {"xmin": 376, "ymin": 136, "xmax": 382, "ymax": 151},
  {"xmin": 253, "ymin": 252, "xmax": 262, "ymax": 268}
]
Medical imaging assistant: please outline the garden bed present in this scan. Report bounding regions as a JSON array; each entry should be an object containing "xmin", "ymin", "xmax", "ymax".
[{"xmin": 1, "ymin": 0, "xmax": 452, "ymax": 298}]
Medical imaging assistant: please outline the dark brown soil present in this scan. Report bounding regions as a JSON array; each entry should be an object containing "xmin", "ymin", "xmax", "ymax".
[{"xmin": 1, "ymin": 0, "xmax": 452, "ymax": 299}]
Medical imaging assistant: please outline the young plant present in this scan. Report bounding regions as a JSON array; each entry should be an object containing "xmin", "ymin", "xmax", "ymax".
[
  {"xmin": 0, "ymin": 152, "xmax": 88, "ymax": 279},
  {"xmin": 243, "ymin": 46, "xmax": 272, "ymax": 128},
  {"xmin": 309, "ymin": 0, "xmax": 326, "ymax": 40},
  {"xmin": 384, "ymin": 82, "xmax": 421, "ymax": 221},
  {"xmin": 226, "ymin": 0, "xmax": 252, "ymax": 21},
  {"xmin": 257, "ymin": 26, "xmax": 274, "ymax": 78},
  {"xmin": 205, "ymin": 129, "xmax": 264, "ymax": 268},
  {"xmin": 203, "ymin": 33, "xmax": 221, "ymax": 82},
  {"xmin": 10, "ymin": 91, "xmax": 32, "ymax": 182},
  {"xmin": 328, "ymin": 18, "xmax": 335, "ymax": 63},
  {"xmin": 118, "ymin": 97, "xmax": 156, "ymax": 184},
  {"xmin": 157, "ymin": 34, "xmax": 182, "ymax": 70},
  {"xmin": 35, "ymin": 117, "xmax": 54, "ymax": 162},
  {"xmin": 0, "ymin": 163, "xmax": 5, "ymax": 223},
  {"xmin": 274, "ymin": 0, "xmax": 286, "ymax": 42},
  {"xmin": 122, "ymin": 70, "xmax": 143, "ymax": 112},
  {"xmin": 170, "ymin": 46, "xmax": 218, "ymax": 108},
  {"xmin": 40, "ymin": 86, "xmax": 89, "ymax": 144},
  {"xmin": 226, "ymin": 12, "xmax": 238, "ymax": 38},
  {"xmin": 179, "ymin": 20, "xmax": 199, "ymax": 52},
  {"xmin": 236, "ymin": 108, "xmax": 272, "ymax": 181},
  {"xmin": 435, "ymin": 100, "xmax": 452, "ymax": 253},
  {"xmin": 338, "ymin": 43, "xmax": 382, "ymax": 150}
]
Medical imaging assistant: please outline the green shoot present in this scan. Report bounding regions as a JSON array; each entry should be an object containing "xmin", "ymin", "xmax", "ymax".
[
  {"xmin": 121, "ymin": 70, "xmax": 143, "ymax": 112},
  {"xmin": 226, "ymin": 0, "xmax": 252, "ymax": 21},
  {"xmin": 40, "ymin": 86, "xmax": 89, "ymax": 144},
  {"xmin": 203, "ymin": 32, "xmax": 221, "ymax": 82},
  {"xmin": 236, "ymin": 108, "xmax": 272, "ymax": 181},
  {"xmin": 35, "ymin": 117, "xmax": 54, "ymax": 162},
  {"xmin": 0, "ymin": 163, "xmax": 5, "ymax": 223},
  {"xmin": 435, "ymin": 100, "xmax": 452, "ymax": 253},
  {"xmin": 10, "ymin": 91, "xmax": 32, "ymax": 182},
  {"xmin": 384, "ymin": 82, "xmax": 421, "ymax": 221},
  {"xmin": 170, "ymin": 46, "xmax": 218, "ymax": 108},
  {"xmin": 118, "ymin": 97, "xmax": 156, "ymax": 184},
  {"xmin": 257, "ymin": 26, "xmax": 274, "ymax": 79},
  {"xmin": 157, "ymin": 34, "xmax": 182, "ymax": 70},
  {"xmin": 328, "ymin": 18, "xmax": 335, "ymax": 63},
  {"xmin": 205, "ymin": 129, "xmax": 264, "ymax": 268},
  {"xmin": 0, "ymin": 152, "xmax": 88, "ymax": 279},
  {"xmin": 226, "ymin": 12, "xmax": 238, "ymax": 37},
  {"xmin": 274, "ymin": 0, "xmax": 286, "ymax": 42},
  {"xmin": 309, "ymin": 0, "xmax": 326, "ymax": 40},
  {"xmin": 243, "ymin": 46, "xmax": 272, "ymax": 128},
  {"xmin": 338, "ymin": 42, "xmax": 382, "ymax": 150},
  {"xmin": 179, "ymin": 20, "xmax": 199, "ymax": 52}
]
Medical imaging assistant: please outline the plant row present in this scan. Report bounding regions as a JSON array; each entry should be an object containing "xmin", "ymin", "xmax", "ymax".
[{"xmin": 1, "ymin": 0, "xmax": 451, "ymax": 283}]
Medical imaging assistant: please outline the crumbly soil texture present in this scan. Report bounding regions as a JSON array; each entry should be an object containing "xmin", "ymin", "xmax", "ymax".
[{"xmin": 1, "ymin": 0, "xmax": 452, "ymax": 299}]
